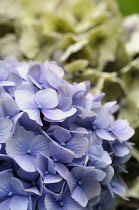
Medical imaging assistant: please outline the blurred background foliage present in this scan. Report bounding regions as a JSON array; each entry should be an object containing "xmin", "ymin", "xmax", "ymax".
[
  {"xmin": 0, "ymin": 0, "xmax": 139, "ymax": 209},
  {"xmin": 117, "ymin": 0, "xmax": 139, "ymax": 16}
]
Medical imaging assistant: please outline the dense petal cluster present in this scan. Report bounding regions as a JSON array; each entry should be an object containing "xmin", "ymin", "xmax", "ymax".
[{"xmin": 0, "ymin": 59, "xmax": 134, "ymax": 210}]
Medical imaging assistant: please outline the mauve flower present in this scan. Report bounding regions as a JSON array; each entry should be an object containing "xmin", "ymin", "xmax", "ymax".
[
  {"xmin": 6, "ymin": 126, "xmax": 50, "ymax": 172},
  {"xmin": 0, "ymin": 172, "xmax": 29, "ymax": 210}
]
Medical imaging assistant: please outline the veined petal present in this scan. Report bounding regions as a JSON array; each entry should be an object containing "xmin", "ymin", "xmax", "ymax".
[
  {"xmin": 34, "ymin": 89, "xmax": 58, "ymax": 109},
  {"xmin": 96, "ymin": 129, "xmax": 115, "ymax": 140},
  {"xmin": 15, "ymin": 90, "xmax": 35, "ymax": 110}
]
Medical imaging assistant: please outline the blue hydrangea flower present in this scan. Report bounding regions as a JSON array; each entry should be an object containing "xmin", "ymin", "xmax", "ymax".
[
  {"xmin": 0, "ymin": 171, "xmax": 29, "ymax": 210},
  {"xmin": 36, "ymin": 153, "xmax": 62, "ymax": 184},
  {"xmin": 15, "ymin": 88, "xmax": 68, "ymax": 125},
  {"xmin": 67, "ymin": 167, "xmax": 105, "ymax": 207},
  {"xmin": 6, "ymin": 126, "xmax": 50, "ymax": 172},
  {"xmin": 48, "ymin": 126, "xmax": 89, "ymax": 158}
]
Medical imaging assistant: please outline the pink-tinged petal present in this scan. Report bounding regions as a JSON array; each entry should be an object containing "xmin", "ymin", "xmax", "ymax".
[
  {"xmin": 43, "ymin": 108, "xmax": 66, "ymax": 122},
  {"xmin": 44, "ymin": 174, "xmax": 62, "ymax": 184},
  {"xmin": 0, "ymin": 81, "xmax": 15, "ymax": 86},
  {"xmin": 72, "ymin": 186, "xmax": 88, "ymax": 207},
  {"xmin": 15, "ymin": 90, "xmax": 36, "ymax": 110},
  {"xmin": 10, "ymin": 195, "xmax": 29, "ymax": 210},
  {"xmin": 34, "ymin": 89, "xmax": 58, "ymax": 109},
  {"xmin": 96, "ymin": 129, "xmax": 115, "ymax": 140}
]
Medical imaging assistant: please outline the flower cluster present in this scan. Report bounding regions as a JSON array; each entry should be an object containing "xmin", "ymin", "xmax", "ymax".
[{"xmin": 0, "ymin": 58, "xmax": 134, "ymax": 210}]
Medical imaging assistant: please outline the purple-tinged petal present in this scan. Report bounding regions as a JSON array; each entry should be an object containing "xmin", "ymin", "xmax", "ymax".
[
  {"xmin": 53, "ymin": 127, "xmax": 71, "ymax": 143},
  {"xmin": 0, "ymin": 97, "xmax": 20, "ymax": 118},
  {"xmin": 64, "ymin": 107, "xmax": 77, "ymax": 118},
  {"xmin": 0, "ymin": 172, "xmax": 13, "ymax": 199},
  {"xmin": 49, "ymin": 142, "xmax": 73, "ymax": 163},
  {"xmin": 0, "ymin": 199, "xmax": 10, "ymax": 209},
  {"xmin": 101, "ymin": 165, "xmax": 114, "ymax": 185},
  {"xmin": 6, "ymin": 126, "xmax": 34, "ymax": 157},
  {"xmin": 81, "ymin": 177, "xmax": 101, "ymax": 201},
  {"xmin": 0, "ymin": 118, "xmax": 13, "ymax": 143},
  {"xmin": 58, "ymin": 97, "xmax": 72, "ymax": 111},
  {"xmin": 31, "ymin": 135, "xmax": 50, "ymax": 157},
  {"xmin": 96, "ymin": 129, "xmax": 115, "ymax": 140},
  {"xmin": 45, "ymin": 194, "xmax": 62, "ymax": 210},
  {"xmin": 10, "ymin": 195, "xmax": 29, "ymax": 210},
  {"xmin": 0, "ymin": 61, "xmax": 9, "ymax": 80},
  {"xmin": 24, "ymin": 109, "xmax": 42, "ymax": 126},
  {"xmin": 112, "ymin": 141, "xmax": 130, "ymax": 157},
  {"xmin": 44, "ymin": 174, "xmax": 62, "ymax": 184},
  {"xmin": 14, "ymin": 155, "xmax": 36, "ymax": 172},
  {"xmin": 72, "ymin": 185, "xmax": 88, "ymax": 207},
  {"xmin": 0, "ymin": 81, "xmax": 15, "ymax": 86},
  {"xmin": 94, "ymin": 108, "xmax": 110, "ymax": 129},
  {"xmin": 15, "ymin": 90, "xmax": 36, "ymax": 110},
  {"xmin": 45, "ymin": 70, "xmax": 62, "ymax": 89},
  {"xmin": 54, "ymin": 163, "xmax": 70, "ymax": 180},
  {"xmin": 43, "ymin": 108, "xmax": 66, "ymax": 122},
  {"xmin": 15, "ymin": 63, "xmax": 29, "ymax": 80},
  {"xmin": 34, "ymin": 89, "xmax": 58, "ymax": 109},
  {"xmin": 66, "ymin": 136, "xmax": 89, "ymax": 158},
  {"xmin": 111, "ymin": 119, "xmax": 135, "ymax": 142}
]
